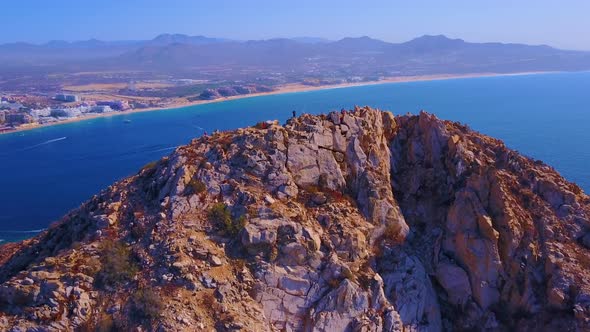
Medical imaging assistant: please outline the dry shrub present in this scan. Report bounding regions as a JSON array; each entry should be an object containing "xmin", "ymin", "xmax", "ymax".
[
  {"xmin": 129, "ymin": 288, "xmax": 163, "ymax": 321},
  {"xmin": 187, "ymin": 178, "xmax": 207, "ymax": 194},
  {"xmin": 95, "ymin": 239, "xmax": 138, "ymax": 288},
  {"xmin": 141, "ymin": 161, "xmax": 158, "ymax": 172}
]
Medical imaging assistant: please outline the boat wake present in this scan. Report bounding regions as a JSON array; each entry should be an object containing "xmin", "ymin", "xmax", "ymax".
[
  {"xmin": 58, "ymin": 143, "xmax": 179, "ymax": 162},
  {"xmin": 0, "ymin": 228, "xmax": 46, "ymax": 234},
  {"xmin": 0, "ymin": 228, "xmax": 45, "ymax": 243},
  {"xmin": 20, "ymin": 137, "xmax": 67, "ymax": 151},
  {"xmin": 150, "ymin": 146, "xmax": 178, "ymax": 153}
]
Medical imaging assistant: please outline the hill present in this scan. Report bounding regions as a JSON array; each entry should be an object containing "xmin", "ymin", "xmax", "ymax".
[{"xmin": 0, "ymin": 107, "xmax": 589, "ymax": 331}]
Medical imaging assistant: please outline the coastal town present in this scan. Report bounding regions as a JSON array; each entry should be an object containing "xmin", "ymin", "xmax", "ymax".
[
  {"xmin": 0, "ymin": 81, "xmax": 280, "ymax": 133},
  {"xmin": 0, "ymin": 72, "xmax": 530, "ymax": 134},
  {"xmin": 0, "ymin": 75, "xmax": 391, "ymax": 134},
  {"xmin": 0, "ymin": 93, "xmax": 133, "ymax": 133}
]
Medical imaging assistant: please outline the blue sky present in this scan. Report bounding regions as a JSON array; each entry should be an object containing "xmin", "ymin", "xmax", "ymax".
[{"xmin": 4, "ymin": 0, "xmax": 590, "ymax": 50}]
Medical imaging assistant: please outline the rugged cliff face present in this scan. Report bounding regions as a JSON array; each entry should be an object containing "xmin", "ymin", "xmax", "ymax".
[{"xmin": 1, "ymin": 107, "xmax": 589, "ymax": 331}]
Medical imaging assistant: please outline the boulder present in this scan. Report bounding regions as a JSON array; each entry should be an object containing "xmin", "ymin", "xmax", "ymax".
[
  {"xmin": 209, "ymin": 255, "xmax": 223, "ymax": 267},
  {"xmin": 381, "ymin": 253, "xmax": 442, "ymax": 331},
  {"xmin": 241, "ymin": 219, "xmax": 279, "ymax": 248},
  {"xmin": 278, "ymin": 275, "xmax": 310, "ymax": 296},
  {"xmin": 287, "ymin": 143, "xmax": 320, "ymax": 187},
  {"xmin": 444, "ymin": 189, "xmax": 501, "ymax": 309},
  {"xmin": 435, "ymin": 262, "xmax": 472, "ymax": 305},
  {"xmin": 310, "ymin": 280, "xmax": 370, "ymax": 332}
]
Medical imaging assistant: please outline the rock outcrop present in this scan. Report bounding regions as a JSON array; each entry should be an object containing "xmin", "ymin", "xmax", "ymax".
[{"xmin": 0, "ymin": 107, "xmax": 589, "ymax": 331}]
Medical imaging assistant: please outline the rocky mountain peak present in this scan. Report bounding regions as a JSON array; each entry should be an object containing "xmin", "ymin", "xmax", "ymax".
[{"xmin": 1, "ymin": 107, "xmax": 589, "ymax": 331}]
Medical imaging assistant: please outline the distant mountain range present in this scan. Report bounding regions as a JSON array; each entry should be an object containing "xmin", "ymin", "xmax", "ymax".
[
  {"xmin": 0, "ymin": 34, "xmax": 227, "ymax": 64},
  {"xmin": 1, "ymin": 34, "xmax": 590, "ymax": 78}
]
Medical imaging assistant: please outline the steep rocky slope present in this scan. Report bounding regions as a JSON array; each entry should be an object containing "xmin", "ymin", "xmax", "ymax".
[{"xmin": 1, "ymin": 107, "xmax": 589, "ymax": 331}]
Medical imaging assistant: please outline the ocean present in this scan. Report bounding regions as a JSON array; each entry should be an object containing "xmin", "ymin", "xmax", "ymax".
[{"xmin": 1, "ymin": 71, "xmax": 589, "ymax": 243}]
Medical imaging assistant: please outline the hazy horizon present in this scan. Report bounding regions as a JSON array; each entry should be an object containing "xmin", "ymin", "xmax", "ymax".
[
  {"xmin": 0, "ymin": 33, "xmax": 574, "ymax": 51},
  {"xmin": 4, "ymin": 0, "xmax": 590, "ymax": 51}
]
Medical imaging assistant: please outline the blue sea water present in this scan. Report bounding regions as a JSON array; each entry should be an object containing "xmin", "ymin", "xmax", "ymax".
[{"xmin": 1, "ymin": 72, "xmax": 589, "ymax": 242}]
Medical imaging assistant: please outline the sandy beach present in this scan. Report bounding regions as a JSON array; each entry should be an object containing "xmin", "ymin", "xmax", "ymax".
[{"xmin": 1, "ymin": 71, "xmax": 550, "ymax": 135}]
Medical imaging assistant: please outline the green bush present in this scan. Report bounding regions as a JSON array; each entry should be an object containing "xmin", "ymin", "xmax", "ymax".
[
  {"xmin": 129, "ymin": 288, "xmax": 163, "ymax": 321},
  {"xmin": 269, "ymin": 246, "xmax": 279, "ymax": 262},
  {"xmin": 341, "ymin": 266, "xmax": 354, "ymax": 280},
  {"xmin": 233, "ymin": 215, "xmax": 247, "ymax": 233},
  {"xmin": 81, "ymin": 256, "xmax": 101, "ymax": 276},
  {"xmin": 95, "ymin": 240, "xmax": 138, "ymax": 288},
  {"xmin": 95, "ymin": 313, "xmax": 116, "ymax": 332},
  {"xmin": 77, "ymin": 312, "xmax": 118, "ymax": 332},
  {"xmin": 209, "ymin": 202, "xmax": 231, "ymax": 226},
  {"xmin": 130, "ymin": 222, "xmax": 148, "ymax": 240},
  {"xmin": 208, "ymin": 203, "xmax": 246, "ymax": 235},
  {"xmin": 141, "ymin": 160, "xmax": 158, "ymax": 172},
  {"xmin": 382, "ymin": 221, "xmax": 406, "ymax": 244},
  {"xmin": 187, "ymin": 178, "xmax": 207, "ymax": 194}
]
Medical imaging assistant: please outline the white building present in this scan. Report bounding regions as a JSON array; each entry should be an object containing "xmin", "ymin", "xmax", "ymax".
[
  {"xmin": 64, "ymin": 108, "xmax": 82, "ymax": 117},
  {"xmin": 55, "ymin": 94, "xmax": 80, "ymax": 102},
  {"xmin": 90, "ymin": 105, "xmax": 113, "ymax": 113},
  {"xmin": 50, "ymin": 108, "xmax": 82, "ymax": 118},
  {"xmin": 28, "ymin": 108, "xmax": 52, "ymax": 119}
]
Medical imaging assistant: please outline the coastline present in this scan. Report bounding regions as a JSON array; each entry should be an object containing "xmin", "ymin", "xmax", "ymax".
[{"xmin": 1, "ymin": 71, "xmax": 553, "ymax": 136}]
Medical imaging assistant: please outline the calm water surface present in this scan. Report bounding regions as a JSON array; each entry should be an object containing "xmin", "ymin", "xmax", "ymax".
[{"xmin": 1, "ymin": 72, "xmax": 589, "ymax": 242}]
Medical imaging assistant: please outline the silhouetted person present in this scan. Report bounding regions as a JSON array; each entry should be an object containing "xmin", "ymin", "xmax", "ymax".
[{"xmin": 292, "ymin": 110, "xmax": 296, "ymax": 118}]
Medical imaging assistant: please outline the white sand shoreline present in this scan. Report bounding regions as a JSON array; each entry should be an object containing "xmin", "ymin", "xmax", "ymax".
[{"xmin": 1, "ymin": 71, "xmax": 558, "ymax": 136}]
